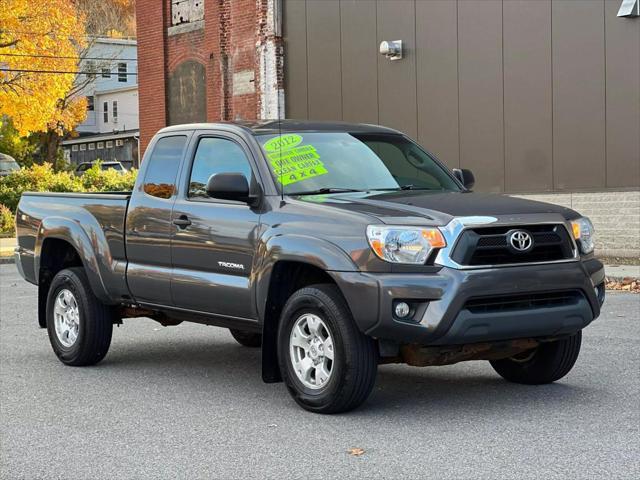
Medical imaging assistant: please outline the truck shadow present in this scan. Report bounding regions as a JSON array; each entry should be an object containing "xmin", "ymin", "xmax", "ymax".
[
  {"xmin": 364, "ymin": 364, "xmax": 593, "ymax": 417},
  {"xmin": 99, "ymin": 331, "xmax": 595, "ymax": 418}
]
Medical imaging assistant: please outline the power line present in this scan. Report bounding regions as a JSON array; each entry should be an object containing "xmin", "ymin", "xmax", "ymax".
[
  {"xmin": 0, "ymin": 30, "xmax": 135, "ymax": 41},
  {"xmin": 1, "ymin": 68, "xmax": 137, "ymax": 76},
  {"xmin": 0, "ymin": 53, "xmax": 137, "ymax": 62}
]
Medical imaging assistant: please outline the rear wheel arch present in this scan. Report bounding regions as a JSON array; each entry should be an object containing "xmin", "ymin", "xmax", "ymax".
[{"xmin": 37, "ymin": 238, "xmax": 84, "ymax": 328}]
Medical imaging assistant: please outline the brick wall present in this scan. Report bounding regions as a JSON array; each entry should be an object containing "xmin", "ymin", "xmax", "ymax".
[
  {"xmin": 136, "ymin": 0, "xmax": 169, "ymax": 156},
  {"xmin": 516, "ymin": 190, "xmax": 640, "ymax": 258},
  {"xmin": 136, "ymin": 0, "xmax": 277, "ymax": 156}
]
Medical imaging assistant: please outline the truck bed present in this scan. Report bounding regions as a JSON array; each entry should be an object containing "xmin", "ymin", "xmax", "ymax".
[{"xmin": 15, "ymin": 192, "xmax": 131, "ymax": 297}]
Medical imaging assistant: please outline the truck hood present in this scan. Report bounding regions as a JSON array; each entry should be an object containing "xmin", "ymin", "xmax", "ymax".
[{"xmin": 296, "ymin": 190, "xmax": 580, "ymax": 225}]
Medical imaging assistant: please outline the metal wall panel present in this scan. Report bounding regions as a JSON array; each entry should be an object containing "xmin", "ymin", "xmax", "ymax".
[
  {"xmin": 552, "ymin": 0, "xmax": 606, "ymax": 190},
  {"xmin": 416, "ymin": 0, "xmax": 459, "ymax": 169},
  {"xmin": 503, "ymin": 0, "xmax": 553, "ymax": 192},
  {"xmin": 283, "ymin": 0, "xmax": 308, "ymax": 119},
  {"xmin": 340, "ymin": 0, "xmax": 378, "ymax": 124},
  {"xmin": 283, "ymin": 0, "xmax": 639, "ymax": 193},
  {"xmin": 604, "ymin": 0, "xmax": 640, "ymax": 188},
  {"xmin": 306, "ymin": 0, "xmax": 342, "ymax": 120},
  {"xmin": 376, "ymin": 0, "xmax": 417, "ymax": 138},
  {"xmin": 458, "ymin": 0, "xmax": 504, "ymax": 192}
]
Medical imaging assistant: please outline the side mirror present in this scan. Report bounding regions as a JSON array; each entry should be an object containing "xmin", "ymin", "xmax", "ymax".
[
  {"xmin": 453, "ymin": 168, "xmax": 475, "ymax": 190},
  {"xmin": 206, "ymin": 173, "xmax": 250, "ymax": 202}
]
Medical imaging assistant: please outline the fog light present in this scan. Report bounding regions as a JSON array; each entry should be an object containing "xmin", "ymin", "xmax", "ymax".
[{"xmin": 394, "ymin": 301, "xmax": 411, "ymax": 318}]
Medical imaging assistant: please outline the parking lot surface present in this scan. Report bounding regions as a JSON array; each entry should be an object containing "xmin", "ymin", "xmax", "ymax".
[{"xmin": 1, "ymin": 264, "xmax": 638, "ymax": 479}]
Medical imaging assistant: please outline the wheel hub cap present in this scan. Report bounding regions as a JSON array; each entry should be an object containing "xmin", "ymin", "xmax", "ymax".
[
  {"xmin": 53, "ymin": 289, "xmax": 80, "ymax": 348},
  {"xmin": 289, "ymin": 313, "xmax": 334, "ymax": 389}
]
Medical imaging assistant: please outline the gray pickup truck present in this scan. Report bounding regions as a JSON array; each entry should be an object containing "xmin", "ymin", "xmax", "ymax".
[{"xmin": 15, "ymin": 121, "xmax": 605, "ymax": 413}]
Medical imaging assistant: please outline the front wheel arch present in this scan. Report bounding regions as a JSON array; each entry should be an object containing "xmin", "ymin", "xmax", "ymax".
[{"xmin": 260, "ymin": 261, "xmax": 346, "ymax": 384}]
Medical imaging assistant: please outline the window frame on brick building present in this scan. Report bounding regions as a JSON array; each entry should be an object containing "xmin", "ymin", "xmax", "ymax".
[{"xmin": 171, "ymin": 0, "xmax": 204, "ymax": 26}]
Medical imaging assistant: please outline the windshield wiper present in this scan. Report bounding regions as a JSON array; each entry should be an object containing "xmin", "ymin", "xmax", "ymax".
[
  {"xmin": 370, "ymin": 185, "xmax": 435, "ymax": 191},
  {"xmin": 292, "ymin": 188, "xmax": 363, "ymax": 196}
]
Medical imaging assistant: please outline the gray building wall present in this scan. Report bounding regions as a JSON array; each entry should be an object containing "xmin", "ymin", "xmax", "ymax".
[
  {"xmin": 64, "ymin": 136, "xmax": 138, "ymax": 170},
  {"xmin": 283, "ymin": 0, "xmax": 640, "ymax": 194}
]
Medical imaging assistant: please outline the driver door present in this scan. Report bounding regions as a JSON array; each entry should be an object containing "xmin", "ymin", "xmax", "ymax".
[{"xmin": 170, "ymin": 134, "xmax": 261, "ymax": 321}]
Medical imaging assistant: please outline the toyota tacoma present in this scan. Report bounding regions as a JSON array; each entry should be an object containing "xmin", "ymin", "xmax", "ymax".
[{"xmin": 14, "ymin": 121, "xmax": 606, "ymax": 413}]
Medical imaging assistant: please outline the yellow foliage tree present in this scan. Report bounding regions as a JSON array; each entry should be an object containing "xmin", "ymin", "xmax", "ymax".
[{"xmin": 0, "ymin": 0, "xmax": 87, "ymax": 137}]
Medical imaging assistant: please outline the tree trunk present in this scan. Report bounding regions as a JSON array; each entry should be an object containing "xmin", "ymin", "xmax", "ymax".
[{"xmin": 42, "ymin": 131, "xmax": 62, "ymax": 169}]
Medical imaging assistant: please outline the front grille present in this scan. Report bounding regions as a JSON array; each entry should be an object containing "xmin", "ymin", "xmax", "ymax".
[
  {"xmin": 464, "ymin": 290, "xmax": 583, "ymax": 314},
  {"xmin": 451, "ymin": 224, "xmax": 575, "ymax": 266}
]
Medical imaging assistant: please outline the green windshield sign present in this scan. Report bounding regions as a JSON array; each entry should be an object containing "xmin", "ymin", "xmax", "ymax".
[
  {"xmin": 263, "ymin": 134, "xmax": 303, "ymax": 152},
  {"xmin": 263, "ymin": 134, "xmax": 328, "ymax": 186}
]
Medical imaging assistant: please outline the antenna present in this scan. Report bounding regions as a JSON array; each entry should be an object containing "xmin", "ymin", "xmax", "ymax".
[{"xmin": 277, "ymin": 81, "xmax": 285, "ymax": 206}]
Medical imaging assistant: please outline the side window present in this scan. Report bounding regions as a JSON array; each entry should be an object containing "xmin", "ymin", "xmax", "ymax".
[
  {"xmin": 188, "ymin": 137, "xmax": 254, "ymax": 198},
  {"xmin": 143, "ymin": 136, "xmax": 187, "ymax": 199}
]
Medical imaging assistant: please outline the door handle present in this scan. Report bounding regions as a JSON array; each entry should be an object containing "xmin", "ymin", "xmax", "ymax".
[{"xmin": 173, "ymin": 215, "xmax": 192, "ymax": 229}]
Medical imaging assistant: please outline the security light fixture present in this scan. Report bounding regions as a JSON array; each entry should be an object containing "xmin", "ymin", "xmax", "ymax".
[{"xmin": 379, "ymin": 40, "xmax": 403, "ymax": 60}]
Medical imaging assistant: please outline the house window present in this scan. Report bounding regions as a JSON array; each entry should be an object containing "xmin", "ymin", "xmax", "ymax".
[
  {"xmin": 171, "ymin": 0, "xmax": 204, "ymax": 26},
  {"xmin": 101, "ymin": 67, "xmax": 111, "ymax": 78},
  {"xmin": 79, "ymin": 144, "xmax": 87, "ymax": 151},
  {"xmin": 97, "ymin": 142, "xmax": 104, "ymax": 149},
  {"xmin": 118, "ymin": 63, "xmax": 127, "ymax": 82},
  {"xmin": 71, "ymin": 145, "xmax": 78, "ymax": 152},
  {"xmin": 87, "ymin": 96, "xmax": 94, "ymax": 111},
  {"xmin": 113, "ymin": 101, "xmax": 118, "ymax": 123},
  {"xmin": 86, "ymin": 60, "xmax": 96, "ymax": 79},
  {"xmin": 115, "ymin": 139, "xmax": 124, "ymax": 147},
  {"xmin": 88, "ymin": 143, "xmax": 95, "ymax": 150},
  {"xmin": 106, "ymin": 141, "xmax": 113, "ymax": 148},
  {"xmin": 103, "ymin": 101, "xmax": 109, "ymax": 123}
]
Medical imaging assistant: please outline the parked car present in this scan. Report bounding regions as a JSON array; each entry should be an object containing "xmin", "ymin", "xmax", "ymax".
[
  {"xmin": 75, "ymin": 160, "xmax": 126, "ymax": 176},
  {"xmin": 14, "ymin": 121, "xmax": 605, "ymax": 413},
  {"xmin": 0, "ymin": 153, "xmax": 20, "ymax": 176}
]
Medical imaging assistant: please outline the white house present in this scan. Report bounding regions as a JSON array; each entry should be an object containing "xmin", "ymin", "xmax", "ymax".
[{"xmin": 64, "ymin": 38, "xmax": 139, "ymax": 168}]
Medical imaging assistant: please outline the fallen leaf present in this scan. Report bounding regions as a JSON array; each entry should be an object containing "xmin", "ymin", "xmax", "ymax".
[
  {"xmin": 606, "ymin": 278, "xmax": 640, "ymax": 293},
  {"xmin": 348, "ymin": 448, "xmax": 365, "ymax": 457}
]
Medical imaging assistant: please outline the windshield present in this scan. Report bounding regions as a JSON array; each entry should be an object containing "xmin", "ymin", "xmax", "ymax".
[
  {"xmin": 257, "ymin": 132, "xmax": 460, "ymax": 195},
  {"xmin": 102, "ymin": 163, "xmax": 123, "ymax": 171}
]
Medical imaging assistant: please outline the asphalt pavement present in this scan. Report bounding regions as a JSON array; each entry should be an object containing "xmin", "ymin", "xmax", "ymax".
[{"xmin": 1, "ymin": 263, "xmax": 638, "ymax": 479}]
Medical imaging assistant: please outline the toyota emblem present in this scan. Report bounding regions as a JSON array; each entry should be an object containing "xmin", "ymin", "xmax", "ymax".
[{"xmin": 508, "ymin": 230, "xmax": 534, "ymax": 252}]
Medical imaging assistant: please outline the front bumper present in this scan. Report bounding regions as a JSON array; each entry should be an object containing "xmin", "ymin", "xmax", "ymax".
[{"xmin": 332, "ymin": 258, "xmax": 605, "ymax": 346}]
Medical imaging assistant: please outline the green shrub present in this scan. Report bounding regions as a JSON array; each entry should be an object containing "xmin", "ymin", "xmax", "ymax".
[
  {"xmin": 80, "ymin": 163, "xmax": 138, "ymax": 192},
  {"xmin": 0, "ymin": 204, "xmax": 14, "ymax": 236},
  {"xmin": 0, "ymin": 163, "xmax": 138, "ymax": 213}
]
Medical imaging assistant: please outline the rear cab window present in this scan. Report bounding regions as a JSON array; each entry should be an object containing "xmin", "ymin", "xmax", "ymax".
[{"xmin": 142, "ymin": 136, "xmax": 188, "ymax": 199}]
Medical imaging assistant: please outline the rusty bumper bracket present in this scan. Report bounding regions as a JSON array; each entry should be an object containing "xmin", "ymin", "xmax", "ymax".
[{"xmin": 385, "ymin": 338, "xmax": 541, "ymax": 367}]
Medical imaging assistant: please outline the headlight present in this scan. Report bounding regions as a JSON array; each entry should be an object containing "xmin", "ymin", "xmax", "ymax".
[
  {"xmin": 571, "ymin": 217, "xmax": 595, "ymax": 254},
  {"xmin": 366, "ymin": 225, "xmax": 446, "ymax": 264}
]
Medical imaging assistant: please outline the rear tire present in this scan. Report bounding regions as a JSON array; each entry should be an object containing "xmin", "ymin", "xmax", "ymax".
[
  {"xmin": 46, "ymin": 267, "xmax": 113, "ymax": 366},
  {"xmin": 490, "ymin": 331, "xmax": 582, "ymax": 385},
  {"xmin": 229, "ymin": 329, "xmax": 262, "ymax": 348},
  {"xmin": 277, "ymin": 284, "xmax": 378, "ymax": 414}
]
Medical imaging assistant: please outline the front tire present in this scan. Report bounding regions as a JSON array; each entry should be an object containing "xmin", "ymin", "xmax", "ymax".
[
  {"xmin": 490, "ymin": 331, "xmax": 582, "ymax": 385},
  {"xmin": 277, "ymin": 284, "xmax": 378, "ymax": 414},
  {"xmin": 46, "ymin": 267, "xmax": 114, "ymax": 366}
]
